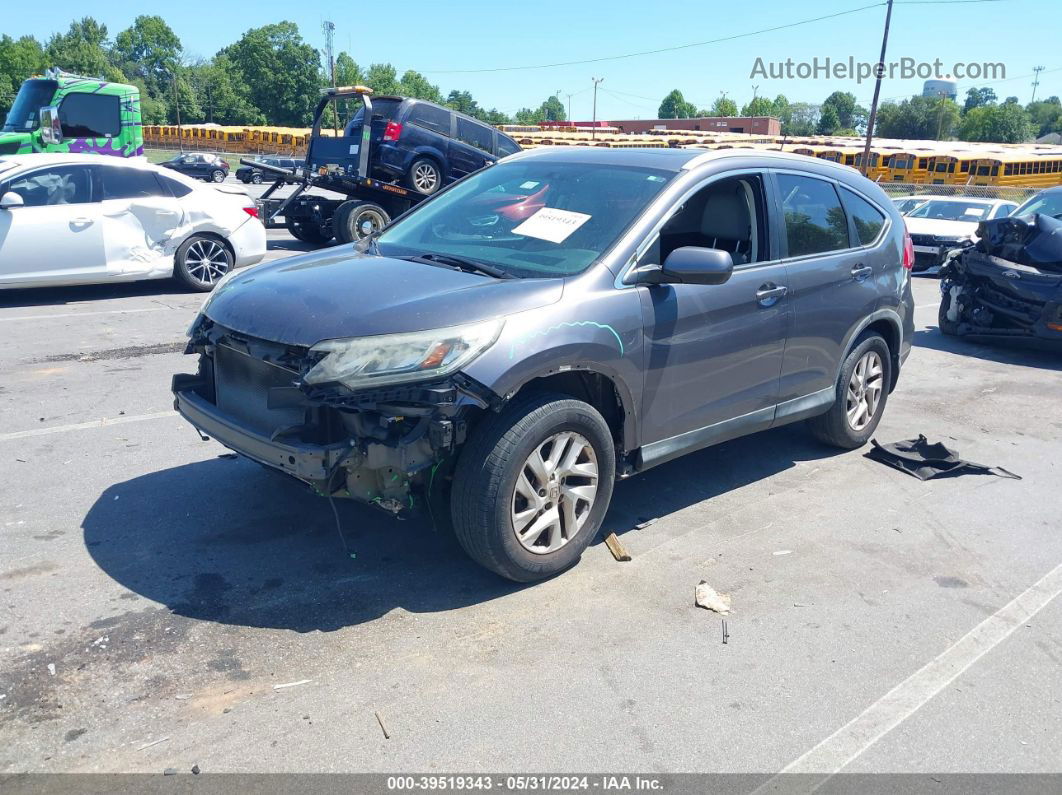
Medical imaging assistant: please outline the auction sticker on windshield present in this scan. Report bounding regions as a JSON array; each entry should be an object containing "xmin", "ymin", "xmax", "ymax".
[{"xmin": 512, "ymin": 208, "xmax": 591, "ymax": 244}]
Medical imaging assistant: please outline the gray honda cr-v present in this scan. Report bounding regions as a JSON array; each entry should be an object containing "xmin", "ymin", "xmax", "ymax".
[{"xmin": 174, "ymin": 147, "xmax": 916, "ymax": 581}]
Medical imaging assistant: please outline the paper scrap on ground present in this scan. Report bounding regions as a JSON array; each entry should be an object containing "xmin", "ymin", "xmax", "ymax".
[
  {"xmin": 695, "ymin": 581, "xmax": 731, "ymax": 615},
  {"xmin": 273, "ymin": 679, "xmax": 311, "ymax": 690},
  {"xmin": 512, "ymin": 208, "xmax": 591, "ymax": 244}
]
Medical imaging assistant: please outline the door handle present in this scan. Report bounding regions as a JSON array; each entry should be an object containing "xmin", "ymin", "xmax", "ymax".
[
  {"xmin": 69, "ymin": 217, "xmax": 94, "ymax": 227},
  {"xmin": 755, "ymin": 284, "xmax": 788, "ymax": 306},
  {"xmin": 851, "ymin": 264, "xmax": 873, "ymax": 281}
]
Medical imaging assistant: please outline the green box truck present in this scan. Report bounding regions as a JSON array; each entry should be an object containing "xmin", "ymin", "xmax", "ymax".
[{"xmin": 0, "ymin": 68, "xmax": 143, "ymax": 157}]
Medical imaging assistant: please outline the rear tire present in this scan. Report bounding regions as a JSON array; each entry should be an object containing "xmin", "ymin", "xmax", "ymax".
[
  {"xmin": 250, "ymin": 173, "xmax": 263, "ymax": 184},
  {"xmin": 451, "ymin": 393, "xmax": 616, "ymax": 582},
  {"xmin": 285, "ymin": 214, "xmax": 333, "ymax": 245},
  {"xmin": 807, "ymin": 332, "xmax": 891, "ymax": 449},
  {"xmin": 174, "ymin": 235, "xmax": 234, "ymax": 292},
  {"xmin": 405, "ymin": 158, "xmax": 442, "ymax": 195},
  {"xmin": 333, "ymin": 200, "xmax": 390, "ymax": 244}
]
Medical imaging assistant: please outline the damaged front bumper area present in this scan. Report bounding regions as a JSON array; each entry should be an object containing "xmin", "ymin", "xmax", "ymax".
[
  {"xmin": 173, "ymin": 319, "xmax": 495, "ymax": 514},
  {"xmin": 939, "ymin": 214, "xmax": 1062, "ymax": 348}
]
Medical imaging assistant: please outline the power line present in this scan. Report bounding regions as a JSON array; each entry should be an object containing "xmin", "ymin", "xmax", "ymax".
[
  {"xmin": 421, "ymin": 3, "xmax": 887, "ymax": 74},
  {"xmin": 419, "ymin": 0, "xmax": 1009, "ymax": 75}
]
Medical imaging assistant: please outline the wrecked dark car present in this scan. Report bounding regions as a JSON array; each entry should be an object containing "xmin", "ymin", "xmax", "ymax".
[
  {"xmin": 939, "ymin": 210, "xmax": 1062, "ymax": 348},
  {"xmin": 174, "ymin": 147, "xmax": 914, "ymax": 582}
]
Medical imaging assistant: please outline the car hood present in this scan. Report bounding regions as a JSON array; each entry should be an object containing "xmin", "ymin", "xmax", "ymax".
[
  {"xmin": 204, "ymin": 249, "xmax": 565, "ymax": 346},
  {"xmin": 905, "ymin": 217, "xmax": 981, "ymax": 238}
]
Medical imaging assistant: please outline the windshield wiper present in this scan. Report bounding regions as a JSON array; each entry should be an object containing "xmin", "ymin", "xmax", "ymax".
[{"xmin": 407, "ymin": 253, "xmax": 515, "ymax": 279}]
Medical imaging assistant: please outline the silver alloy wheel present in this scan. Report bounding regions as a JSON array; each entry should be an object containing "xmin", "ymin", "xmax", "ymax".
[
  {"xmin": 412, "ymin": 162, "xmax": 439, "ymax": 193},
  {"xmin": 846, "ymin": 350, "xmax": 884, "ymax": 431},
  {"xmin": 212, "ymin": 170, "xmax": 225, "ymax": 183},
  {"xmin": 511, "ymin": 432, "xmax": 599, "ymax": 555},
  {"xmin": 184, "ymin": 239, "xmax": 230, "ymax": 286},
  {"xmin": 354, "ymin": 207, "xmax": 387, "ymax": 239}
]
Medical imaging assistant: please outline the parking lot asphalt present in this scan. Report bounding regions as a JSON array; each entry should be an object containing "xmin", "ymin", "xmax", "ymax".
[{"xmin": 1, "ymin": 262, "xmax": 1060, "ymax": 775}]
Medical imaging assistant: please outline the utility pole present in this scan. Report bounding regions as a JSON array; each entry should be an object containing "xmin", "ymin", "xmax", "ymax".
[
  {"xmin": 565, "ymin": 92, "xmax": 573, "ymax": 121},
  {"xmin": 860, "ymin": 0, "xmax": 894, "ymax": 176},
  {"xmin": 1031, "ymin": 65, "xmax": 1044, "ymax": 103},
  {"xmin": 323, "ymin": 21, "xmax": 337, "ymax": 134},
  {"xmin": 171, "ymin": 66, "xmax": 183, "ymax": 153},
  {"xmin": 591, "ymin": 77, "xmax": 604, "ymax": 139},
  {"xmin": 935, "ymin": 90, "xmax": 948, "ymax": 140}
]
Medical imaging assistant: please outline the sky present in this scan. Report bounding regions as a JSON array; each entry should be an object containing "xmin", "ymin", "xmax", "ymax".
[{"xmin": 10, "ymin": 0, "xmax": 1062, "ymax": 120}]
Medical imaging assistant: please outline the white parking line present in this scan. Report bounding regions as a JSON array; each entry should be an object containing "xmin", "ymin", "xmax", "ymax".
[
  {"xmin": 0, "ymin": 307, "xmax": 171, "ymax": 322},
  {"xmin": 756, "ymin": 561, "xmax": 1062, "ymax": 789},
  {"xmin": 0, "ymin": 410, "xmax": 176, "ymax": 442}
]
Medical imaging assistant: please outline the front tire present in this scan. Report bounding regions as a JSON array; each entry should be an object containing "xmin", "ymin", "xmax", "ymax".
[
  {"xmin": 807, "ymin": 332, "xmax": 892, "ymax": 449},
  {"xmin": 250, "ymin": 173, "xmax": 263, "ymax": 185},
  {"xmin": 938, "ymin": 298, "xmax": 959, "ymax": 336},
  {"xmin": 211, "ymin": 169, "xmax": 226, "ymax": 183},
  {"xmin": 174, "ymin": 235, "xmax": 234, "ymax": 292},
  {"xmin": 451, "ymin": 393, "xmax": 616, "ymax": 582}
]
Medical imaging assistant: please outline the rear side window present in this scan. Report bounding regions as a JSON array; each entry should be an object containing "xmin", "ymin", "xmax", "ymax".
[
  {"xmin": 777, "ymin": 173, "xmax": 849, "ymax": 257},
  {"xmin": 497, "ymin": 136, "xmax": 521, "ymax": 157},
  {"xmin": 408, "ymin": 103, "xmax": 451, "ymax": 135},
  {"xmin": 457, "ymin": 118, "xmax": 493, "ymax": 153},
  {"xmin": 7, "ymin": 165, "xmax": 96, "ymax": 206},
  {"xmin": 102, "ymin": 167, "xmax": 164, "ymax": 200},
  {"xmin": 59, "ymin": 93, "xmax": 121, "ymax": 138},
  {"xmin": 157, "ymin": 174, "xmax": 193, "ymax": 198},
  {"xmin": 840, "ymin": 187, "xmax": 886, "ymax": 246}
]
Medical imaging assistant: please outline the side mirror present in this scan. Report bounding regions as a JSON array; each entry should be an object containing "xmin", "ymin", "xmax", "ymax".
[
  {"xmin": 0, "ymin": 191, "xmax": 24, "ymax": 210},
  {"xmin": 39, "ymin": 105, "xmax": 62, "ymax": 146},
  {"xmin": 633, "ymin": 246, "xmax": 735, "ymax": 286}
]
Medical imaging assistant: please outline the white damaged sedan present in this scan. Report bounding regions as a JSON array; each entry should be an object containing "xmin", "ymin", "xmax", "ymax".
[{"xmin": 0, "ymin": 154, "xmax": 265, "ymax": 291}]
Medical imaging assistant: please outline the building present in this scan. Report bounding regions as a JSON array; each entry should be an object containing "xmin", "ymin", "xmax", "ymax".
[{"xmin": 609, "ymin": 117, "xmax": 781, "ymax": 136}]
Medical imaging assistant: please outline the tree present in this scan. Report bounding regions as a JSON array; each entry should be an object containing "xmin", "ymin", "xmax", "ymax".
[
  {"xmin": 963, "ymin": 87, "xmax": 996, "ymax": 114},
  {"xmin": 658, "ymin": 89, "xmax": 696, "ymax": 119},
  {"xmin": 45, "ymin": 17, "xmax": 124, "ymax": 81},
  {"xmin": 364, "ymin": 62, "xmax": 401, "ymax": 96},
  {"xmin": 0, "ymin": 35, "xmax": 46, "ymax": 115},
  {"xmin": 333, "ymin": 52, "xmax": 363, "ymax": 87},
  {"xmin": 113, "ymin": 16, "xmax": 181, "ymax": 92},
  {"xmin": 1026, "ymin": 97, "xmax": 1062, "ymax": 138},
  {"xmin": 959, "ymin": 103, "xmax": 1033, "ymax": 143},
  {"xmin": 539, "ymin": 95, "xmax": 565, "ymax": 122},
  {"xmin": 874, "ymin": 95, "xmax": 960, "ymax": 140},
  {"xmin": 187, "ymin": 55, "xmax": 263, "ymax": 125},
  {"xmin": 817, "ymin": 104, "xmax": 841, "ymax": 135},
  {"xmin": 742, "ymin": 96, "xmax": 774, "ymax": 117},
  {"xmin": 706, "ymin": 96, "xmax": 738, "ymax": 117},
  {"xmin": 222, "ymin": 22, "xmax": 320, "ymax": 126},
  {"xmin": 398, "ymin": 69, "xmax": 442, "ymax": 103},
  {"xmin": 446, "ymin": 89, "xmax": 479, "ymax": 116},
  {"xmin": 821, "ymin": 90, "xmax": 865, "ymax": 131},
  {"xmin": 785, "ymin": 102, "xmax": 819, "ymax": 136}
]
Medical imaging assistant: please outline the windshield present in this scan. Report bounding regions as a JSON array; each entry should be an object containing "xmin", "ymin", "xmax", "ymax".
[
  {"xmin": 376, "ymin": 160, "xmax": 674, "ymax": 278},
  {"xmin": 1014, "ymin": 191, "xmax": 1062, "ymax": 220},
  {"xmin": 907, "ymin": 199, "xmax": 993, "ymax": 222},
  {"xmin": 2, "ymin": 79, "xmax": 58, "ymax": 133}
]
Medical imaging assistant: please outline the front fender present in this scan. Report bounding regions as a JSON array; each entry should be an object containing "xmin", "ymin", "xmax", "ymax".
[{"xmin": 461, "ymin": 283, "xmax": 645, "ymax": 451}]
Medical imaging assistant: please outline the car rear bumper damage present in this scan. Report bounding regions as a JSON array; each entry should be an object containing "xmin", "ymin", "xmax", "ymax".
[{"xmin": 173, "ymin": 319, "xmax": 495, "ymax": 515}]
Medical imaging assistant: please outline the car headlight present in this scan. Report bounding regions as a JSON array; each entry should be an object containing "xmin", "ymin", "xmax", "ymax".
[{"xmin": 304, "ymin": 319, "xmax": 504, "ymax": 389}]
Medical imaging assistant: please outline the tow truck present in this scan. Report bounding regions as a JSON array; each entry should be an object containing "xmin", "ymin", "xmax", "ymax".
[{"xmin": 243, "ymin": 85, "xmax": 427, "ymax": 245}]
